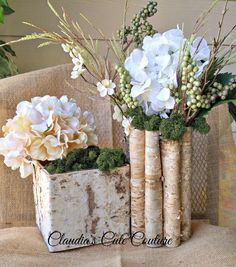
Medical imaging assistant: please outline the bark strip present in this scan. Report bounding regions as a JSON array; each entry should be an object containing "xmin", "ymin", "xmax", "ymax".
[
  {"xmin": 181, "ymin": 127, "xmax": 192, "ymax": 241},
  {"xmin": 161, "ymin": 140, "xmax": 181, "ymax": 248},
  {"xmin": 145, "ymin": 131, "xmax": 163, "ymax": 247},
  {"xmin": 129, "ymin": 129, "xmax": 145, "ymax": 234}
]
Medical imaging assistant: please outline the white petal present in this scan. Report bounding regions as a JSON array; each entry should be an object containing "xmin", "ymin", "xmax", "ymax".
[
  {"xmin": 156, "ymin": 88, "xmax": 171, "ymax": 101},
  {"xmin": 31, "ymin": 122, "xmax": 48, "ymax": 132},
  {"xmin": 61, "ymin": 43, "xmax": 70, "ymax": 53},
  {"xmin": 165, "ymin": 96, "xmax": 175, "ymax": 109},
  {"xmin": 108, "ymin": 88, "xmax": 114, "ymax": 96},
  {"xmin": 130, "ymin": 84, "xmax": 145, "ymax": 98},
  {"xmin": 20, "ymin": 162, "xmax": 33, "ymax": 178}
]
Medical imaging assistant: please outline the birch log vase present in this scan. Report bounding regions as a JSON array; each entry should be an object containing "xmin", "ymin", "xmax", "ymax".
[
  {"xmin": 161, "ymin": 140, "xmax": 181, "ymax": 248},
  {"xmin": 145, "ymin": 131, "xmax": 163, "ymax": 247},
  {"xmin": 129, "ymin": 128, "xmax": 145, "ymax": 235},
  {"xmin": 181, "ymin": 127, "xmax": 193, "ymax": 241}
]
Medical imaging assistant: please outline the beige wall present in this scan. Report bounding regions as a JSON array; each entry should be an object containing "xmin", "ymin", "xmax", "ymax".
[{"xmin": 0, "ymin": 0, "xmax": 235, "ymax": 73}]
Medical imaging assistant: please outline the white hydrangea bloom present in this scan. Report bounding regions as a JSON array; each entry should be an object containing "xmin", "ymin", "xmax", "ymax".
[{"xmin": 124, "ymin": 28, "xmax": 210, "ymax": 116}]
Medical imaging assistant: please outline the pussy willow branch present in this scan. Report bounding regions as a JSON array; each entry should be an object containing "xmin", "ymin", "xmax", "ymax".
[{"xmin": 193, "ymin": 0, "xmax": 219, "ymax": 34}]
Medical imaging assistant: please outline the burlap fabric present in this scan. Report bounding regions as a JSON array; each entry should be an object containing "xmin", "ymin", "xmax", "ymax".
[
  {"xmin": 0, "ymin": 222, "xmax": 236, "ymax": 267},
  {"xmin": 0, "ymin": 64, "xmax": 236, "ymax": 229}
]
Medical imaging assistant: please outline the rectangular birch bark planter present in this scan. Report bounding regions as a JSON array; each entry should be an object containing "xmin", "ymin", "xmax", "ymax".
[{"xmin": 33, "ymin": 164, "xmax": 130, "ymax": 252}]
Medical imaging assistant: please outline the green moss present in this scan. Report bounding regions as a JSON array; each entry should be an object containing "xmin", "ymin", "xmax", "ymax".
[
  {"xmin": 144, "ymin": 115, "xmax": 161, "ymax": 131},
  {"xmin": 72, "ymin": 163, "xmax": 83, "ymax": 172},
  {"xmin": 160, "ymin": 113, "xmax": 186, "ymax": 141},
  {"xmin": 125, "ymin": 107, "xmax": 147, "ymax": 130},
  {"xmin": 192, "ymin": 117, "xmax": 211, "ymax": 135},
  {"xmin": 96, "ymin": 148, "xmax": 126, "ymax": 172},
  {"xmin": 45, "ymin": 163, "xmax": 57, "ymax": 175},
  {"xmin": 44, "ymin": 146, "xmax": 126, "ymax": 174}
]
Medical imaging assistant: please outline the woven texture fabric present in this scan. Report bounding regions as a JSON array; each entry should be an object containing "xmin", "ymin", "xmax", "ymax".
[
  {"xmin": 0, "ymin": 64, "xmax": 236, "ymax": 229},
  {"xmin": 0, "ymin": 222, "xmax": 236, "ymax": 267}
]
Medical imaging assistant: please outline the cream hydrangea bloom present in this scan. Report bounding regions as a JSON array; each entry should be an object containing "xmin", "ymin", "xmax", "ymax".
[
  {"xmin": 29, "ymin": 135, "xmax": 64, "ymax": 161},
  {"xmin": 0, "ymin": 132, "xmax": 33, "ymax": 178},
  {"xmin": 0, "ymin": 95, "xmax": 98, "ymax": 178}
]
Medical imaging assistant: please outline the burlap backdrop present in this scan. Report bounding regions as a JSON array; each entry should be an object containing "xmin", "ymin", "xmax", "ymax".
[{"xmin": 0, "ymin": 64, "xmax": 235, "ymax": 229}]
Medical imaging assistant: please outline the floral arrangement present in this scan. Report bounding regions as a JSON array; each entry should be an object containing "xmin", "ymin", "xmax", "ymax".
[
  {"xmin": 1, "ymin": 0, "xmax": 236, "ymax": 248},
  {"xmin": 0, "ymin": 95, "xmax": 98, "ymax": 178},
  {"xmin": 7, "ymin": 0, "xmax": 236, "ymax": 141}
]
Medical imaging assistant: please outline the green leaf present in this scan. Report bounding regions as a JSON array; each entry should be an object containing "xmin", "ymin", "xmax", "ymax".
[
  {"xmin": 215, "ymin": 72, "xmax": 235, "ymax": 85},
  {"xmin": 0, "ymin": 6, "xmax": 4, "ymax": 24},
  {"xmin": 0, "ymin": 41, "xmax": 18, "ymax": 78},
  {"xmin": 3, "ymin": 5, "xmax": 14, "ymax": 15},
  {"xmin": 0, "ymin": 0, "xmax": 8, "ymax": 5},
  {"xmin": 0, "ymin": 56, "xmax": 14, "ymax": 78},
  {"xmin": 0, "ymin": 0, "xmax": 14, "ymax": 23},
  {"xmin": 0, "ymin": 41, "xmax": 16, "ymax": 56}
]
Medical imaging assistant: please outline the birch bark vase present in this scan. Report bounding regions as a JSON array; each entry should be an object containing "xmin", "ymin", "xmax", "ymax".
[
  {"xmin": 161, "ymin": 140, "xmax": 181, "ymax": 248},
  {"xmin": 145, "ymin": 131, "xmax": 163, "ymax": 247},
  {"xmin": 33, "ymin": 165, "xmax": 130, "ymax": 252},
  {"xmin": 129, "ymin": 128, "xmax": 145, "ymax": 235},
  {"xmin": 181, "ymin": 127, "xmax": 193, "ymax": 241}
]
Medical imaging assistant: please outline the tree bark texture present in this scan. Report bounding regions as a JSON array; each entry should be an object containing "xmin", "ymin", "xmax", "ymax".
[
  {"xmin": 161, "ymin": 140, "xmax": 181, "ymax": 248},
  {"xmin": 145, "ymin": 131, "xmax": 163, "ymax": 247},
  {"xmin": 181, "ymin": 127, "xmax": 192, "ymax": 241},
  {"xmin": 129, "ymin": 129, "xmax": 145, "ymax": 235},
  {"xmin": 33, "ymin": 165, "xmax": 130, "ymax": 252}
]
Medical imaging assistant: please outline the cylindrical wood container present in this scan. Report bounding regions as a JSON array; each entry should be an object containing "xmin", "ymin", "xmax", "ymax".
[
  {"xmin": 145, "ymin": 131, "xmax": 163, "ymax": 247},
  {"xmin": 129, "ymin": 128, "xmax": 145, "ymax": 235},
  {"xmin": 161, "ymin": 140, "xmax": 181, "ymax": 248},
  {"xmin": 181, "ymin": 127, "xmax": 193, "ymax": 241}
]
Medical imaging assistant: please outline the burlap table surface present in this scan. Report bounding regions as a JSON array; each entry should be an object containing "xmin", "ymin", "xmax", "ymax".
[{"xmin": 0, "ymin": 222, "xmax": 236, "ymax": 267}]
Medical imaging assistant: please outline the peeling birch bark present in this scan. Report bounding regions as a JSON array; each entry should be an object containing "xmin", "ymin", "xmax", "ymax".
[
  {"xmin": 181, "ymin": 127, "xmax": 192, "ymax": 241},
  {"xmin": 145, "ymin": 131, "xmax": 163, "ymax": 247},
  {"xmin": 129, "ymin": 129, "xmax": 145, "ymax": 235},
  {"xmin": 161, "ymin": 140, "xmax": 181, "ymax": 248},
  {"xmin": 33, "ymin": 165, "xmax": 130, "ymax": 252}
]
